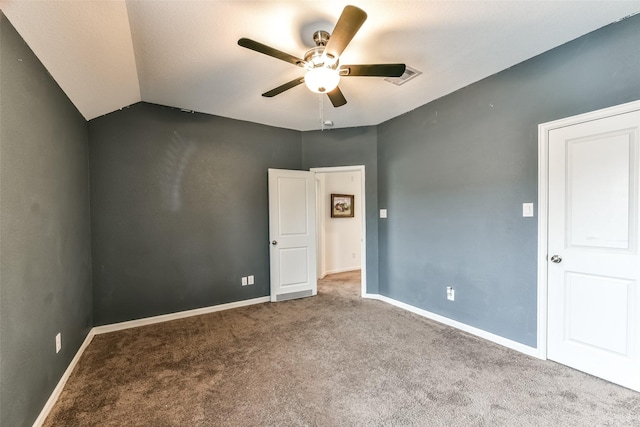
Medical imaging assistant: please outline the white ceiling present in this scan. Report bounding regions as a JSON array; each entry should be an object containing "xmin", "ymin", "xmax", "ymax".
[{"xmin": 2, "ymin": 1, "xmax": 639, "ymax": 131}]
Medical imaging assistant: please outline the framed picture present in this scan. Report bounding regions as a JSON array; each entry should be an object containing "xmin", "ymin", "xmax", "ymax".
[{"xmin": 331, "ymin": 194, "xmax": 354, "ymax": 218}]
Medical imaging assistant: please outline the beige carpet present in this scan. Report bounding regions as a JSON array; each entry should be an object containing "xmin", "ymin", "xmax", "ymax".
[{"xmin": 44, "ymin": 271, "xmax": 639, "ymax": 426}]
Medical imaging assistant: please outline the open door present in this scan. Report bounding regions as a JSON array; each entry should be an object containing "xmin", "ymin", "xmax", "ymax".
[{"xmin": 268, "ymin": 169, "xmax": 317, "ymax": 302}]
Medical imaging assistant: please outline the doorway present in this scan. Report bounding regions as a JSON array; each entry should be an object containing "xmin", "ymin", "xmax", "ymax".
[
  {"xmin": 311, "ymin": 166, "xmax": 366, "ymax": 297},
  {"xmin": 537, "ymin": 100, "xmax": 640, "ymax": 391}
]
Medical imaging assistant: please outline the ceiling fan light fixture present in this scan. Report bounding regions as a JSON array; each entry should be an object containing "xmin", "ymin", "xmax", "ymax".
[
  {"xmin": 239, "ymin": 5, "xmax": 404, "ymax": 106},
  {"xmin": 304, "ymin": 67, "xmax": 340, "ymax": 93}
]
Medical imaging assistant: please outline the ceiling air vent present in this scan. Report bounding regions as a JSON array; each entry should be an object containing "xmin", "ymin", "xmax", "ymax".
[{"xmin": 384, "ymin": 66, "xmax": 421, "ymax": 86}]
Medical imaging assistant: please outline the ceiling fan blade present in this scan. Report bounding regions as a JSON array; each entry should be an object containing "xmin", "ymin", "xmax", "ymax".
[
  {"xmin": 340, "ymin": 64, "xmax": 406, "ymax": 77},
  {"xmin": 262, "ymin": 77, "xmax": 305, "ymax": 97},
  {"xmin": 324, "ymin": 5, "xmax": 367, "ymax": 60},
  {"xmin": 327, "ymin": 86, "xmax": 347, "ymax": 107},
  {"xmin": 238, "ymin": 38, "xmax": 304, "ymax": 67}
]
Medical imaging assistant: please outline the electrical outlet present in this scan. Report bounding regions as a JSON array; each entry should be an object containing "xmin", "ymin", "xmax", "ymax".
[
  {"xmin": 446, "ymin": 287, "xmax": 455, "ymax": 301},
  {"xmin": 55, "ymin": 333, "xmax": 61, "ymax": 353},
  {"xmin": 248, "ymin": 275, "xmax": 254, "ymax": 285},
  {"xmin": 241, "ymin": 276, "xmax": 248, "ymax": 286}
]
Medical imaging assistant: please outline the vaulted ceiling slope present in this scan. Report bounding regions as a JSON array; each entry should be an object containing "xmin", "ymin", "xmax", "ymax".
[{"xmin": 1, "ymin": 1, "xmax": 639, "ymax": 131}]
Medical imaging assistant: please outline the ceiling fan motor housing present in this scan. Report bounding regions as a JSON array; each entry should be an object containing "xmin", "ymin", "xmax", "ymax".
[{"xmin": 303, "ymin": 46, "xmax": 338, "ymax": 70}]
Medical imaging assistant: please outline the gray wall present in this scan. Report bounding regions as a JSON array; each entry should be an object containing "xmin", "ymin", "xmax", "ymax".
[
  {"xmin": 0, "ymin": 13, "xmax": 92, "ymax": 427},
  {"xmin": 377, "ymin": 15, "xmax": 640, "ymax": 347},
  {"xmin": 301, "ymin": 127, "xmax": 379, "ymax": 294},
  {"xmin": 89, "ymin": 103, "xmax": 301, "ymax": 325}
]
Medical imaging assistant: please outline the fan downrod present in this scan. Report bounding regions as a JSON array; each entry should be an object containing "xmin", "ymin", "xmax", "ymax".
[{"xmin": 313, "ymin": 30, "xmax": 330, "ymax": 47}]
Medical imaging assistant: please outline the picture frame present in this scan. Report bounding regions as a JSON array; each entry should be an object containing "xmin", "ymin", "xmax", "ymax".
[{"xmin": 331, "ymin": 194, "xmax": 354, "ymax": 218}]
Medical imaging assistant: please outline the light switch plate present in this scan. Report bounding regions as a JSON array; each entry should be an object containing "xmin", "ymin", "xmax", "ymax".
[
  {"xmin": 380, "ymin": 209, "xmax": 387, "ymax": 218},
  {"xmin": 522, "ymin": 203, "xmax": 534, "ymax": 217}
]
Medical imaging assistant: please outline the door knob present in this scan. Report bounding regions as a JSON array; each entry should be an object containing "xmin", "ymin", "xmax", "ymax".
[
  {"xmin": 550, "ymin": 255, "xmax": 562, "ymax": 263},
  {"xmin": 271, "ymin": 240, "xmax": 278, "ymax": 246}
]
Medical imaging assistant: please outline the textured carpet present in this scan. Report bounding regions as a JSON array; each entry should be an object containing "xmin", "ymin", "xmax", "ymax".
[{"xmin": 44, "ymin": 271, "xmax": 639, "ymax": 426}]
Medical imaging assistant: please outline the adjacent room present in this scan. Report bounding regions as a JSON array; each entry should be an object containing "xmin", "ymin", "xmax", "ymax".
[{"xmin": 1, "ymin": 1, "xmax": 639, "ymax": 426}]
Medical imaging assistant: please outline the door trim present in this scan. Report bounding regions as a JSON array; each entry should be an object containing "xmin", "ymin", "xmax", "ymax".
[
  {"xmin": 537, "ymin": 99, "xmax": 640, "ymax": 360},
  {"xmin": 310, "ymin": 165, "xmax": 366, "ymax": 297}
]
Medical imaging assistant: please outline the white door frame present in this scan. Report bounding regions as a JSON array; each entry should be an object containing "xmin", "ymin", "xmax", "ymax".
[
  {"xmin": 315, "ymin": 177, "xmax": 324, "ymax": 279},
  {"xmin": 311, "ymin": 165, "xmax": 367, "ymax": 297},
  {"xmin": 536, "ymin": 99, "xmax": 640, "ymax": 359}
]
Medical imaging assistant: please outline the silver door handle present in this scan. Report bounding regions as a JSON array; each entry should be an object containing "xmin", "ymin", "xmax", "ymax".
[
  {"xmin": 550, "ymin": 255, "xmax": 562, "ymax": 263},
  {"xmin": 271, "ymin": 240, "xmax": 278, "ymax": 246}
]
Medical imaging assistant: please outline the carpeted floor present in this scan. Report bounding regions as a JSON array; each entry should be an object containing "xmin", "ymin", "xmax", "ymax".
[{"xmin": 44, "ymin": 271, "xmax": 639, "ymax": 426}]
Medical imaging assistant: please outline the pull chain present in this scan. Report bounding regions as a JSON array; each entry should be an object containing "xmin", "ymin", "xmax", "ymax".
[{"xmin": 319, "ymin": 94, "xmax": 324, "ymax": 131}]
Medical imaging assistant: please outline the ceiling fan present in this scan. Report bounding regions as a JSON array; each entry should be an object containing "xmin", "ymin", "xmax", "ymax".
[{"xmin": 238, "ymin": 5, "xmax": 406, "ymax": 107}]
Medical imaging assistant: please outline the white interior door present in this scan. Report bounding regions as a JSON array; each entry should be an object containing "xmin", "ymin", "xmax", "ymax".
[
  {"xmin": 547, "ymin": 108, "xmax": 640, "ymax": 391},
  {"xmin": 268, "ymin": 169, "xmax": 317, "ymax": 302}
]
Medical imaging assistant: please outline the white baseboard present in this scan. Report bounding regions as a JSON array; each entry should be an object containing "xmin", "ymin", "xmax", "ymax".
[
  {"xmin": 32, "ymin": 296, "xmax": 270, "ymax": 427},
  {"xmin": 324, "ymin": 266, "xmax": 361, "ymax": 275},
  {"xmin": 32, "ymin": 329, "xmax": 96, "ymax": 427},
  {"xmin": 365, "ymin": 294, "xmax": 541, "ymax": 359},
  {"xmin": 92, "ymin": 296, "xmax": 270, "ymax": 334}
]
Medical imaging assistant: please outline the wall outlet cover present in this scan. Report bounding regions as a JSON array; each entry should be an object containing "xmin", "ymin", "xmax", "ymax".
[
  {"xmin": 248, "ymin": 275, "xmax": 254, "ymax": 285},
  {"xmin": 446, "ymin": 287, "xmax": 455, "ymax": 301}
]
